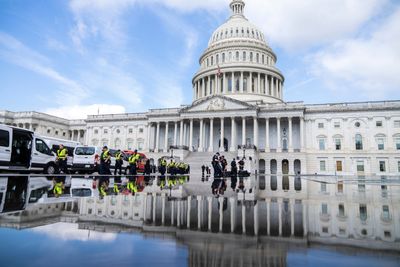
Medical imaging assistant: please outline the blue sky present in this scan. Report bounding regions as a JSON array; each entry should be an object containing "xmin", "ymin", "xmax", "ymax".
[{"xmin": 0, "ymin": 0, "xmax": 399, "ymax": 119}]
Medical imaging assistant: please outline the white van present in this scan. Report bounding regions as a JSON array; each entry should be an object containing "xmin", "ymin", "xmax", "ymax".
[
  {"xmin": 72, "ymin": 146, "xmax": 128, "ymax": 174},
  {"xmin": 41, "ymin": 136, "xmax": 80, "ymax": 168},
  {"xmin": 0, "ymin": 176, "xmax": 52, "ymax": 213},
  {"xmin": 70, "ymin": 177, "xmax": 98, "ymax": 197},
  {"xmin": 0, "ymin": 125, "xmax": 58, "ymax": 174},
  {"xmin": 72, "ymin": 146, "xmax": 102, "ymax": 174}
]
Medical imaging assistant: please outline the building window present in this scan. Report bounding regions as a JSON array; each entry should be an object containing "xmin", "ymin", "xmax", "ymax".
[
  {"xmin": 319, "ymin": 138, "xmax": 326, "ymax": 150},
  {"xmin": 55, "ymin": 131, "xmax": 58, "ymax": 135},
  {"xmin": 394, "ymin": 120, "xmax": 400, "ymax": 128},
  {"xmin": 256, "ymin": 53, "xmax": 259, "ymax": 63},
  {"xmin": 384, "ymin": 231, "xmax": 391, "ymax": 238},
  {"xmin": 262, "ymin": 54, "xmax": 265, "ymax": 64},
  {"xmin": 128, "ymin": 128, "xmax": 133, "ymax": 134},
  {"xmin": 338, "ymin": 204, "xmax": 345, "ymax": 217},
  {"xmin": 320, "ymin": 160, "xmax": 326, "ymax": 172},
  {"xmin": 398, "ymin": 161, "xmax": 400, "ymax": 172},
  {"xmin": 359, "ymin": 204, "xmax": 367, "ymax": 221},
  {"xmin": 382, "ymin": 205, "xmax": 390, "ymax": 220},
  {"xmin": 355, "ymin": 134, "xmax": 363, "ymax": 150},
  {"xmin": 335, "ymin": 138, "xmax": 341, "ymax": 150},
  {"xmin": 334, "ymin": 122, "xmax": 341, "ymax": 128},
  {"xmin": 116, "ymin": 129, "xmax": 120, "ymax": 134},
  {"xmin": 377, "ymin": 138, "xmax": 385, "ymax": 150},
  {"xmin": 94, "ymin": 129, "xmax": 99, "ymax": 134},
  {"xmin": 47, "ymin": 129, "xmax": 51, "ymax": 134},
  {"xmin": 243, "ymin": 51, "xmax": 246, "ymax": 61},
  {"xmin": 139, "ymin": 128, "xmax": 144, "ymax": 134},
  {"xmin": 321, "ymin": 182, "xmax": 327, "ymax": 192},
  {"xmin": 322, "ymin": 227, "xmax": 329, "ymax": 233},
  {"xmin": 222, "ymin": 53, "xmax": 225, "ymax": 63},
  {"xmin": 63, "ymin": 132, "xmax": 66, "ymax": 137},
  {"xmin": 216, "ymin": 54, "xmax": 219, "ymax": 64},
  {"xmin": 379, "ymin": 161, "xmax": 386, "ymax": 172},
  {"xmin": 250, "ymin": 52, "xmax": 253, "ymax": 62},
  {"xmin": 336, "ymin": 161, "xmax": 343, "ymax": 172},
  {"xmin": 376, "ymin": 121, "xmax": 383, "ymax": 127},
  {"xmin": 127, "ymin": 142, "xmax": 133, "ymax": 150},
  {"xmin": 356, "ymin": 161, "xmax": 365, "ymax": 172},
  {"xmin": 337, "ymin": 182, "xmax": 343, "ymax": 193},
  {"xmin": 104, "ymin": 129, "xmax": 108, "ymax": 134},
  {"xmin": 318, "ymin": 123, "xmax": 324, "ymax": 129},
  {"xmin": 321, "ymin": 203, "xmax": 328, "ymax": 214},
  {"xmin": 355, "ymin": 122, "xmax": 361, "ymax": 128},
  {"xmin": 339, "ymin": 228, "xmax": 346, "ymax": 235},
  {"xmin": 395, "ymin": 137, "xmax": 400, "ymax": 150},
  {"xmin": 236, "ymin": 51, "xmax": 239, "ymax": 61}
]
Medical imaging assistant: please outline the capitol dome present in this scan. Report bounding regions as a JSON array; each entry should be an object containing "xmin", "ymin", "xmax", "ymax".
[{"xmin": 192, "ymin": 0, "xmax": 284, "ymax": 104}]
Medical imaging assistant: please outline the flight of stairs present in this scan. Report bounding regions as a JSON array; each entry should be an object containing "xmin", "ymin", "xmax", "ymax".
[{"xmin": 185, "ymin": 151, "xmax": 238, "ymax": 177}]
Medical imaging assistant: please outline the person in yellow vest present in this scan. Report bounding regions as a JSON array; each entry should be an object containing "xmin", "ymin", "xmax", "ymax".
[
  {"xmin": 128, "ymin": 150, "xmax": 140, "ymax": 176},
  {"xmin": 167, "ymin": 160, "xmax": 175, "ymax": 175},
  {"xmin": 159, "ymin": 158, "xmax": 167, "ymax": 175},
  {"xmin": 99, "ymin": 182, "xmax": 107, "ymax": 198},
  {"xmin": 53, "ymin": 179, "xmax": 64, "ymax": 198},
  {"xmin": 114, "ymin": 149, "xmax": 123, "ymax": 176},
  {"xmin": 127, "ymin": 180, "xmax": 138, "ymax": 194},
  {"xmin": 56, "ymin": 144, "xmax": 69, "ymax": 174}
]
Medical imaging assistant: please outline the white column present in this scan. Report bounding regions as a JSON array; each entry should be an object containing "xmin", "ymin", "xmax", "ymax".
[
  {"xmin": 177, "ymin": 200, "xmax": 181, "ymax": 227},
  {"xmin": 173, "ymin": 122, "xmax": 178, "ymax": 146},
  {"xmin": 146, "ymin": 123, "xmax": 151, "ymax": 151},
  {"xmin": 164, "ymin": 122, "xmax": 169, "ymax": 152},
  {"xmin": 187, "ymin": 196, "xmax": 192, "ymax": 228},
  {"xmin": 202, "ymin": 78, "xmax": 205, "ymax": 97},
  {"xmin": 242, "ymin": 203, "xmax": 246, "ymax": 234},
  {"xmin": 220, "ymin": 117, "xmax": 224, "ymax": 152},
  {"xmin": 215, "ymin": 74, "xmax": 218, "ymax": 95},
  {"xmin": 219, "ymin": 197, "xmax": 224, "ymax": 232},
  {"xmin": 249, "ymin": 72, "xmax": 252, "ymax": 92},
  {"xmin": 266, "ymin": 75, "xmax": 269, "ymax": 95},
  {"xmin": 266, "ymin": 199, "xmax": 271, "ymax": 235},
  {"xmin": 240, "ymin": 72, "xmax": 244, "ymax": 93},
  {"xmin": 189, "ymin": 119, "xmax": 193, "ymax": 151},
  {"xmin": 300, "ymin": 117, "xmax": 305, "ymax": 152},
  {"xmin": 277, "ymin": 118, "xmax": 281, "ymax": 152},
  {"xmin": 303, "ymin": 200, "xmax": 308, "ymax": 237},
  {"xmin": 230, "ymin": 197, "xmax": 236, "ymax": 233},
  {"xmin": 209, "ymin": 76, "xmax": 212, "ymax": 95},
  {"xmin": 209, "ymin": 119, "xmax": 214, "ymax": 152},
  {"xmin": 155, "ymin": 122, "xmax": 160, "ymax": 152},
  {"xmin": 179, "ymin": 120, "xmax": 184, "ymax": 146},
  {"xmin": 288, "ymin": 117, "xmax": 293, "ymax": 152},
  {"xmin": 230, "ymin": 117, "xmax": 236, "ymax": 151},
  {"xmin": 253, "ymin": 117, "xmax": 259, "ymax": 148},
  {"xmin": 161, "ymin": 193, "xmax": 166, "ymax": 225},
  {"xmin": 278, "ymin": 199, "xmax": 283, "ymax": 236},
  {"xmin": 223, "ymin": 73, "xmax": 227, "ymax": 94},
  {"xmin": 183, "ymin": 122, "xmax": 187, "ymax": 146},
  {"xmin": 232, "ymin": 72, "xmax": 235, "ymax": 92},
  {"xmin": 254, "ymin": 201, "xmax": 259, "ymax": 236},
  {"xmin": 197, "ymin": 196, "xmax": 202, "ymax": 230},
  {"xmin": 290, "ymin": 199, "xmax": 295, "ymax": 236},
  {"xmin": 242, "ymin": 117, "xmax": 246, "ymax": 146},
  {"xmin": 265, "ymin": 118, "xmax": 270, "ymax": 152},
  {"xmin": 270, "ymin": 76, "xmax": 274, "ymax": 96},
  {"xmin": 208, "ymin": 196, "xmax": 212, "ymax": 231},
  {"xmin": 199, "ymin": 119, "xmax": 204, "ymax": 152},
  {"xmin": 257, "ymin": 73, "xmax": 261, "ymax": 94},
  {"xmin": 152, "ymin": 193, "xmax": 157, "ymax": 223}
]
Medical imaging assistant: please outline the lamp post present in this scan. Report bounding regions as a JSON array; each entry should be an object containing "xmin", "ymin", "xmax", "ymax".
[{"xmin": 170, "ymin": 148, "xmax": 174, "ymax": 159}]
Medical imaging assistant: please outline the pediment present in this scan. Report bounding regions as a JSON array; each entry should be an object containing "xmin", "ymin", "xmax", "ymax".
[{"xmin": 184, "ymin": 96, "xmax": 254, "ymax": 113}]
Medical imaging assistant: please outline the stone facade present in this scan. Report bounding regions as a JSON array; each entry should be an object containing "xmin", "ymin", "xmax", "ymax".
[{"xmin": 1, "ymin": 0, "xmax": 400, "ymax": 176}]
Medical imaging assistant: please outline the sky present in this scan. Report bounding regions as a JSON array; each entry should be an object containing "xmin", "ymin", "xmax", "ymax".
[{"xmin": 0, "ymin": 0, "xmax": 399, "ymax": 119}]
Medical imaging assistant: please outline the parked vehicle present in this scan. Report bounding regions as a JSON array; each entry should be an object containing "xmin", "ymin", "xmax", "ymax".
[
  {"xmin": 70, "ymin": 177, "xmax": 98, "ymax": 197},
  {"xmin": 0, "ymin": 176, "xmax": 52, "ymax": 213},
  {"xmin": 72, "ymin": 146, "xmax": 129, "ymax": 174},
  {"xmin": 41, "ymin": 136, "xmax": 80, "ymax": 168},
  {"xmin": 0, "ymin": 124, "xmax": 58, "ymax": 174}
]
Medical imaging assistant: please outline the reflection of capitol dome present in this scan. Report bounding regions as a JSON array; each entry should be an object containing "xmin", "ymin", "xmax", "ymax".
[{"xmin": 193, "ymin": 0, "xmax": 284, "ymax": 104}]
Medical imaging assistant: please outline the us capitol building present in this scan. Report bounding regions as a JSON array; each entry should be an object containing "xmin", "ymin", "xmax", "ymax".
[{"xmin": 1, "ymin": 0, "xmax": 400, "ymax": 176}]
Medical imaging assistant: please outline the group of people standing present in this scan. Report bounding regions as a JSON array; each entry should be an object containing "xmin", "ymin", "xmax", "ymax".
[
  {"xmin": 211, "ymin": 152, "xmax": 248, "ymax": 178},
  {"xmin": 158, "ymin": 158, "xmax": 190, "ymax": 176}
]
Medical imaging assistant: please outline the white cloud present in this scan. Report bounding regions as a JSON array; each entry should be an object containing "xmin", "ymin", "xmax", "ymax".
[
  {"xmin": 309, "ymin": 7, "xmax": 400, "ymax": 99},
  {"xmin": 44, "ymin": 104, "xmax": 126, "ymax": 120},
  {"xmin": 46, "ymin": 37, "xmax": 68, "ymax": 51},
  {"xmin": 245, "ymin": 0, "xmax": 387, "ymax": 51},
  {"xmin": 32, "ymin": 222, "xmax": 117, "ymax": 242}
]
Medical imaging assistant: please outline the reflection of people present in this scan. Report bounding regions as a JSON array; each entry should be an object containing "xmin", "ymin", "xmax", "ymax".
[
  {"xmin": 114, "ymin": 149, "xmax": 123, "ymax": 176},
  {"xmin": 212, "ymin": 153, "xmax": 222, "ymax": 178},
  {"xmin": 99, "ymin": 146, "xmax": 111, "ymax": 189},
  {"xmin": 211, "ymin": 179, "xmax": 227, "ymax": 197},
  {"xmin": 159, "ymin": 158, "xmax": 167, "ymax": 175},
  {"xmin": 53, "ymin": 179, "xmax": 64, "ymax": 198}
]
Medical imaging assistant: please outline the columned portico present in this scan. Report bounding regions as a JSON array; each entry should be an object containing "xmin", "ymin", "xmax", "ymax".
[
  {"xmin": 219, "ymin": 117, "xmax": 225, "ymax": 152},
  {"xmin": 209, "ymin": 118, "xmax": 214, "ymax": 152},
  {"xmin": 242, "ymin": 117, "xmax": 246, "ymax": 146},
  {"xmin": 199, "ymin": 119, "xmax": 204, "ymax": 152},
  {"xmin": 230, "ymin": 117, "xmax": 236, "ymax": 151}
]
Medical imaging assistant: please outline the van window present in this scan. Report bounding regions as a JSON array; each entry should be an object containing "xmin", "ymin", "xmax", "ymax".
[
  {"xmin": 0, "ymin": 130, "xmax": 10, "ymax": 147},
  {"xmin": 75, "ymin": 147, "xmax": 95, "ymax": 156},
  {"xmin": 29, "ymin": 187, "xmax": 47, "ymax": 203},
  {"xmin": 71, "ymin": 188, "xmax": 92, "ymax": 197},
  {"xmin": 35, "ymin": 139, "xmax": 52, "ymax": 155}
]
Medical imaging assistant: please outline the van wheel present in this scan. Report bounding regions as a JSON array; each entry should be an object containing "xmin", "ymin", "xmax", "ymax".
[{"xmin": 44, "ymin": 164, "xmax": 56, "ymax": 175}]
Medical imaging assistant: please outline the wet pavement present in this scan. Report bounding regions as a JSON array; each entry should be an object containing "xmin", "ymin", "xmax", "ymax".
[{"xmin": 0, "ymin": 174, "xmax": 399, "ymax": 267}]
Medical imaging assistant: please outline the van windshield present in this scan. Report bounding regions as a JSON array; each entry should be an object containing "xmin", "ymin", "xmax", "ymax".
[
  {"xmin": 71, "ymin": 188, "xmax": 92, "ymax": 197},
  {"xmin": 75, "ymin": 147, "xmax": 95, "ymax": 156}
]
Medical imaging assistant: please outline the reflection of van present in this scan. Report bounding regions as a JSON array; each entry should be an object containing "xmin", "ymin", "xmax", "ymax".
[
  {"xmin": 0, "ymin": 176, "xmax": 52, "ymax": 213},
  {"xmin": 42, "ymin": 137, "xmax": 80, "ymax": 167},
  {"xmin": 0, "ymin": 125, "xmax": 58, "ymax": 174},
  {"xmin": 70, "ymin": 178, "xmax": 98, "ymax": 198}
]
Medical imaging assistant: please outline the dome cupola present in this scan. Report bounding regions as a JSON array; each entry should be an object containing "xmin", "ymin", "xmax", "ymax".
[{"xmin": 192, "ymin": 0, "xmax": 285, "ymax": 105}]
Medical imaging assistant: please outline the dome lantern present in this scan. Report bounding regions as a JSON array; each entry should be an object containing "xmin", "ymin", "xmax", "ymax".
[{"xmin": 230, "ymin": 0, "xmax": 245, "ymax": 18}]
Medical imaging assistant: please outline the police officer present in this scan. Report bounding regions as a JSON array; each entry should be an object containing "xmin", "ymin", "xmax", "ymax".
[
  {"xmin": 99, "ymin": 146, "xmax": 111, "ymax": 190},
  {"xmin": 159, "ymin": 157, "xmax": 167, "ymax": 175},
  {"xmin": 128, "ymin": 150, "xmax": 140, "ymax": 176},
  {"xmin": 56, "ymin": 144, "xmax": 69, "ymax": 174},
  {"xmin": 114, "ymin": 149, "xmax": 123, "ymax": 176}
]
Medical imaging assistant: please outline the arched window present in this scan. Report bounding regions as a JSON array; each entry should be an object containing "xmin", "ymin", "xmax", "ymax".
[
  {"xmin": 216, "ymin": 54, "xmax": 219, "ymax": 64},
  {"xmin": 243, "ymin": 51, "xmax": 246, "ymax": 61},
  {"xmin": 243, "ymin": 77, "xmax": 247, "ymax": 92},
  {"xmin": 211, "ymin": 56, "xmax": 214, "ymax": 65},
  {"xmin": 236, "ymin": 51, "xmax": 239, "ymax": 61},
  {"xmin": 206, "ymin": 58, "xmax": 209, "ymax": 67},
  {"xmin": 228, "ymin": 51, "xmax": 232, "ymax": 61},
  {"xmin": 222, "ymin": 53, "xmax": 225, "ymax": 63},
  {"xmin": 250, "ymin": 52, "xmax": 253, "ymax": 62},
  {"xmin": 256, "ymin": 53, "xmax": 259, "ymax": 63},
  {"xmin": 355, "ymin": 134, "xmax": 363, "ymax": 150},
  {"xmin": 114, "ymin": 138, "xmax": 121, "ymax": 148},
  {"xmin": 262, "ymin": 55, "xmax": 265, "ymax": 64},
  {"xmin": 235, "ymin": 77, "xmax": 240, "ymax": 91}
]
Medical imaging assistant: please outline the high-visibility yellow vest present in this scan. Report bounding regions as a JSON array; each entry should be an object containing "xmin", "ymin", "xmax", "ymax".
[
  {"xmin": 127, "ymin": 182, "xmax": 138, "ymax": 193},
  {"xmin": 113, "ymin": 184, "xmax": 119, "ymax": 194},
  {"xmin": 160, "ymin": 159, "xmax": 167, "ymax": 166},
  {"xmin": 101, "ymin": 150, "xmax": 110, "ymax": 161},
  {"xmin": 53, "ymin": 182, "xmax": 63, "ymax": 196},
  {"xmin": 57, "ymin": 148, "xmax": 68, "ymax": 160},
  {"xmin": 129, "ymin": 154, "xmax": 140, "ymax": 165},
  {"xmin": 115, "ymin": 152, "xmax": 122, "ymax": 161},
  {"xmin": 99, "ymin": 185, "xmax": 107, "ymax": 197}
]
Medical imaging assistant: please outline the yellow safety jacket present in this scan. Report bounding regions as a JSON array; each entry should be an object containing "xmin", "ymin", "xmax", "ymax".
[
  {"xmin": 167, "ymin": 162, "xmax": 175, "ymax": 168},
  {"xmin": 57, "ymin": 148, "xmax": 68, "ymax": 160},
  {"xmin": 99, "ymin": 184, "xmax": 107, "ymax": 197},
  {"xmin": 101, "ymin": 150, "xmax": 110, "ymax": 162},
  {"xmin": 129, "ymin": 153, "xmax": 140, "ymax": 165},
  {"xmin": 160, "ymin": 159, "xmax": 167, "ymax": 167},
  {"xmin": 115, "ymin": 152, "xmax": 122, "ymax": 161},
  {"xmin": 127, "ymin": 181, "xmax": 138, "ymax": 193},
  {"xmin": 53, "ymin": 182, "xmax": 63, "ymax": 196},
  {"xmin": 113, "ymin": 184, "xmax": 120, "ymax": 194}
]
